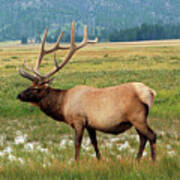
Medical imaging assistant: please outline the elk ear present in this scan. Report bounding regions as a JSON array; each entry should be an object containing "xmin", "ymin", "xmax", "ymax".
[
  {"xmin": 32, "ymin": 81, "xmax": 39, "ymax": 86},
  {"xmin": 40, "ymin": 77, "xmax": 55, "ymax": 86},
  {"xmin": 46, "ymin": 77, "xmax": 55, "ymax": 84}
]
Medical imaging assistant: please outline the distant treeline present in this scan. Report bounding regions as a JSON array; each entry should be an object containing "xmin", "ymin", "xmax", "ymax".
[
  {"xmin": 5, "ymin": 23, "xmax": 180, "ymax": 44},
  {"xmin": 107, "ymin": 23, "xmax": 180, "ymax": 42},
  {"xmin": 44, "ymin": 23, "xmax": 180, "ymax": 43}
]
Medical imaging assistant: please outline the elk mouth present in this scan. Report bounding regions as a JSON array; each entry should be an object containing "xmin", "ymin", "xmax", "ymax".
[
  {"xmin": 16, "ymin": 93, "xmax": 27, "ymax": 102},
  {"xmin": 17, "ymin": 94, "xmax": 22, "ymax": 100}
]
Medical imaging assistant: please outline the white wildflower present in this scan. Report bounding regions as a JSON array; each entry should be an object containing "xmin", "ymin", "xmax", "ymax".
[
  {"xmin": 37, "ymin": 145, "xmax": 48, "ymax": 153},
  {"xmin": 60, "ymin": 139, "xmax": 68, "ymax": 148},
  {"xmin": 24, "ymin": 142, "xmax": 34, "ymax": 150},
  {"xmin": 118, "ymin": 141, "xmax": 129, "ymax": 151},
  {"xmin": 8, "ymin": 154, "xmax": 16, "ymax": 161},
  {"xmin": 166, "ymin": 144, "xmax": 172, "ymax": 150},
  {"xmin": 110, "ymin": 137, "xmax": 120, "ymax": 143},
  {"xmin": 167, "ymin": 151, "xmax": 176, "ymax": 157},
  {"xmin": 4, "ymin": 146, "xmax": 13, "ymax": 154}
]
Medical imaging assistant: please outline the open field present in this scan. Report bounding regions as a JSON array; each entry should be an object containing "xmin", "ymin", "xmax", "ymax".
[{"xmin": 0, "ymin": 40, "xmax": 180, "ymax": 179}]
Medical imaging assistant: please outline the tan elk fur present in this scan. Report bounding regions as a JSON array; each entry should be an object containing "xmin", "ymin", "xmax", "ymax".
[{"xmin": 63, "ymin": 82, "xmax": 156, "ymax": 133}]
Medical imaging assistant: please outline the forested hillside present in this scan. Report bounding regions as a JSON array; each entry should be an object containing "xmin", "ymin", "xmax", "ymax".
[{"xmin": 1, "ymin": 0, "xmax": 180, "ymax": 41}]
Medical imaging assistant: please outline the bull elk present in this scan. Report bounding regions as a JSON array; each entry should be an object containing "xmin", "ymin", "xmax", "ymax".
[{"xmin": 17, "ymin": 22, "xmax": 157, "ymax": 161}]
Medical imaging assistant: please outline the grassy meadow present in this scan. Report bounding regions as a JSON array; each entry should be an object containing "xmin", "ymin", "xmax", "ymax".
[{"xmin": 0, "ymin": 40, "xmax": 180, "ymax": 179}]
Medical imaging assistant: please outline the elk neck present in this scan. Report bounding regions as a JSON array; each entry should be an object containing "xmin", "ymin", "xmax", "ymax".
[{"xmin": 38, "ymin": 87, "xmax": 67, "ymax": 122}]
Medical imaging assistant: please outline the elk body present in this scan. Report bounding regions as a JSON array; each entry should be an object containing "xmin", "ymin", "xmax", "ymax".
[{"xmin": 17, "ymin": 22, "xmax": 157, "ymax": 161}]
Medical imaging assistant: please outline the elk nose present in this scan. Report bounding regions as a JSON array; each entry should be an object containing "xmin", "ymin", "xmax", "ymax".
[{"xmin": 17, "ymin": 94, "xmax": 21, "ymax": 99}]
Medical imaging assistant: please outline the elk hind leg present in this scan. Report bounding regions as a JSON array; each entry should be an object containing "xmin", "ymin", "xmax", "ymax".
[
  {"xmin": 134, "ymin": 121, "xmax": 156, "ymax": 161},
  {"xmin": 136, "ymin": 129, "xmax": 147, "ymax": 160}
]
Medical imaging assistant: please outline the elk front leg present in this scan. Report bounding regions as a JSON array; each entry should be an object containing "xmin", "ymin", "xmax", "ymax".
[
  {"xmin": 74, "ymin": 125, "xmax": 84, "ymax": 161},
  {"xmin": 87, "ymin": 127, "xmax": 101, "ymax": 160}
]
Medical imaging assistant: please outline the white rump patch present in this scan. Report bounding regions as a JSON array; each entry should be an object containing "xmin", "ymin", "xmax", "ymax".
[{"xmin": 133, "ymin": 82, "xmax": 156, "ymax": 110}]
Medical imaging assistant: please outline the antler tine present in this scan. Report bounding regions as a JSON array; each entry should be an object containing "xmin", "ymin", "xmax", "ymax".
[
  {"xmin": 18, "ymin": 67, "xmax": 39, "ymax": 82},
  {"xmin": 53, "ymin": 53, "xmax": 59, "ymax": 68},
  {"xmin": 18, "ymin": 60, "xmax": 42, "ymax": 81},
  {"xmin": 84, "ymin": 25, "xmax": 88, "ymax": 41},
  {"xmin": 45, "ymin": 31, "xmax": 70, "ymax": 53},
  {"xmin": 71, "ymin": 21, "xmax": 75, "ymax": 47},
  {"xmin": 76, "ymin": 25, "xmax": 98, "ymax": 50},
  {"xmin": 55, "ymin": 31, "xmax": 65, "ymax": 49},
  {"xmin": 35, "ymin": 27, "xmax": 48, "ymax": 72},
  {"xmin": 41, "ymin": 27, "xmax": 48, "ymax": 52}
]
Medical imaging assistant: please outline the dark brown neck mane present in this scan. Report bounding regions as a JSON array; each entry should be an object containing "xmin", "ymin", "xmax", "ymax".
[{"xmin": 38, "ymin": 87, "xmax": 67, "ymax": 121}]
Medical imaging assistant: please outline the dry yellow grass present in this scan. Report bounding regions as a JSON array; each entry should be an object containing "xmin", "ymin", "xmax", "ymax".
[{"xmin": 1, "ymin": 39, "xmax": 180, "ymax": 73}]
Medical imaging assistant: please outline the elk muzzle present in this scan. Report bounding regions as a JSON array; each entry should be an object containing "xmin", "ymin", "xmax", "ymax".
[
  {"xmin": 17, "ymin": 93, "xmax": 22, "ymax": 100},
  {"xmin": 16, "ymin": 89, "xmax": 33, "ymax": 102},
  {"xmin": 16, "ymin": 92, "xmax": 27, "ymax": 101}
]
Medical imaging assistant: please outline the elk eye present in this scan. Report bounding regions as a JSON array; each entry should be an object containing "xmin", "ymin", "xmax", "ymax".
[
  {"xmin": 31, "ymin": 88, "xmax": 41, "ymax": 93},
  {"xmin": 36, "ymin": 89, "xmax": 41, "ymax": 93}
]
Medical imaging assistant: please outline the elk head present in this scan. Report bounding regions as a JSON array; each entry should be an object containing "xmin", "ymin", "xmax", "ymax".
[{"xmin": 17, "ymin": 22, "xmax": 98, "ymax": 103}]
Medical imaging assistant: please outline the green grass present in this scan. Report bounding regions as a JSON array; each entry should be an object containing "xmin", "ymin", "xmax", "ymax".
[{"xmin": 0, "ymin": 40, "xmax": 180, "ymax": 179}]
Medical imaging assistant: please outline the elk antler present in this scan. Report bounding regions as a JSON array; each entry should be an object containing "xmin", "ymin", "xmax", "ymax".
[{"xmin": 19, "ymin": 22, "xmax": 98, "ymax": 82}]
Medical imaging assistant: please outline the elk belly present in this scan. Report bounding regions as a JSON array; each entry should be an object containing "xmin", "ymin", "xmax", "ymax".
[{"xmin": 85, "ymin": 101, "xmax": 127, "ymax": 133}]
